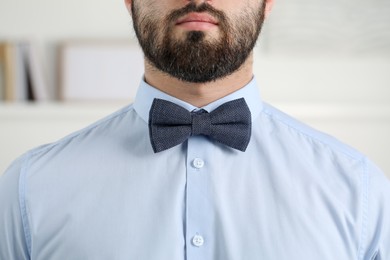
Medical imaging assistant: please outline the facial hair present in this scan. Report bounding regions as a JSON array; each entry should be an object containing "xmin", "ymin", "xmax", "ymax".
[{"xmin": 131, "ymin": 1, "xmax": 266, "ymax": 83}]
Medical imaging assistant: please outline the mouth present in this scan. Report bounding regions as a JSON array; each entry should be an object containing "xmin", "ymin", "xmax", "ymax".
[{"xmin": 176, "ymin": 12, "xmax": 219, "ymax": 30}]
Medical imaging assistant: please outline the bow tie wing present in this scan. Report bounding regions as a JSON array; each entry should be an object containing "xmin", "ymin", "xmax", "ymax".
[
  {"xmin": 209, "ymin": 98, "xmax": 252, "ymax": 151},
  {"xmin": 149, "ymin": 99, "xmax": 192, "ymax": 152}
]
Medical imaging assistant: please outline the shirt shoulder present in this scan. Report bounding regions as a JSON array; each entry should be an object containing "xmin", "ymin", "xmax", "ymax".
[
  {"xmin": 2, "ymin": 103, "xmax": 138, "ymax": 187},
  {"xmin": 260, "ymin": 102, "xmax": 390, "ymax": 259},
  {"xmin": 28, "ymin": 104, "xmax": 136, "ymax": 159},
  {"xmin": 260, "ymin": 102, "xmax": 367, "ymax": 161},
  {"xmin": 0, "ymin": 104, "xmax": 139, "ymax": 256}
]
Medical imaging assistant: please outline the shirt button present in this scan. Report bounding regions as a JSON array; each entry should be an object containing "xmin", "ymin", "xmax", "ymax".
[
  {"xmin": 192, "ymin": 234, "xmax": 204, "ymax": 247},
  {"xmin": 192, "ymin": 158, "xmax": 205, "ymax": 169}
]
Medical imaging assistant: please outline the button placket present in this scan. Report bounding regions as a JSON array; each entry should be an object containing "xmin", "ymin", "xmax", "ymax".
[{"xmin": 186, "ymin": 136, "xmax": 212, "ymax": 259}]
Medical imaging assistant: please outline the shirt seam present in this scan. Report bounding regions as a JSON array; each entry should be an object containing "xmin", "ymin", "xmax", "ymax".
[
  {"xmin": 19, "ymin": 151, "xmax": 32, "ymax": 257},
  {"xmin": 357, "ymin": 158, "xmax": 370, "ymax": 260}
]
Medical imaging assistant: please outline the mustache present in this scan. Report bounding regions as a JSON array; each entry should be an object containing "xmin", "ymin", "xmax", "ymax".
[{"xmin": 166, "ymin": 2, "xmax": 228, "ymax": 26}]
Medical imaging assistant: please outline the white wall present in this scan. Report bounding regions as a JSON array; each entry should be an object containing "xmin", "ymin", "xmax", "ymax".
[
  {"xmin": 0, "ymin": 0, "xmax": 130, "ymax": 39},
  {"xmin": 255, "ymin": 0, "xmax": 390, "ymax": 103}
]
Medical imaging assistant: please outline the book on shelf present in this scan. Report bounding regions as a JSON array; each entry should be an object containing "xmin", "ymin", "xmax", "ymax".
[
  {"xmin": 0, "ymin": 42, "xmax": 16, "ymax": 101},
  {"xmin": 0, "ymin": 41, "xmax": 49, "ymax": 102},
  {"xmin": 59, "ymin": 40, "xmax": 144, "ymax": 101},
  {"xmin": 0, "ymin": 46, "xmax": 3, "ymax": 100}
]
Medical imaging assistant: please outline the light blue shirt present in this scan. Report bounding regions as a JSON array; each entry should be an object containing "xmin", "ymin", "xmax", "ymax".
[{"xmin": 1, "ymin": 78, "xmax": 390, "ymax": 260}]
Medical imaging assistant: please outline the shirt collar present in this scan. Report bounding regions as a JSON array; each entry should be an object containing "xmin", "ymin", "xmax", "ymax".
[{"xmin": 133, "ymin": 76, "xmax": 263, "ymax": 123}]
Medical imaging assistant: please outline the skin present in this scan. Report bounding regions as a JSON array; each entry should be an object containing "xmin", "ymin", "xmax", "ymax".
[{"xmin": 124, "ymin": 0, "xmax": 274, "ymax": 107}]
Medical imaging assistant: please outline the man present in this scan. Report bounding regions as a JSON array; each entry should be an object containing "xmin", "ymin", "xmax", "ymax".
[{"xmin": 1, "ymin": 0, "xmax": 389, "ymax": 259}]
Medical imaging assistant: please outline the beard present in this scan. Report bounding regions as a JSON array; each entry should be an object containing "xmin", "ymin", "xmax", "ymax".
[{"xmin": 131, "ymin": 1, "xmax": 266, "ymax": 83}]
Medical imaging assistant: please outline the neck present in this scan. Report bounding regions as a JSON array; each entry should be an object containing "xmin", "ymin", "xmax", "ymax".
[{"xmin": 143, "ymin": 53, "xmax": 254, "ymax": 108}]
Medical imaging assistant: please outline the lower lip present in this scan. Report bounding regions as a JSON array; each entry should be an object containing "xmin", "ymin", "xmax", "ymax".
[{"xmin": 177, "ymin": 21, "xmax": 218, "ymax": 30}]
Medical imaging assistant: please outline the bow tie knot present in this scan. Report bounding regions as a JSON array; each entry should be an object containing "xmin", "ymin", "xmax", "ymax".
[
  {"xmin": 191, "ymin": 110, "xmax": 212, "ymax": 136},
  {"xmin": 149, "ymin": 98, "xmax": 251, "ymax": 153}
]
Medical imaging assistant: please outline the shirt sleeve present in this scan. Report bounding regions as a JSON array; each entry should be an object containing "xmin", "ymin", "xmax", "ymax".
[
  {"xmin": 0, "ymin": 155, "xmax": 30, "ymax": 260},
  {"xmin": 363, "ymin": 159, "xmax": 390, "ymax": 260}
]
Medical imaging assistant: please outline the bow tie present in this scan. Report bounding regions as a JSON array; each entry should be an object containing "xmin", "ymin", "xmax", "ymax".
[{"xmin": 148, "ymin": 98, "xmax": 251, "ymax": 153}]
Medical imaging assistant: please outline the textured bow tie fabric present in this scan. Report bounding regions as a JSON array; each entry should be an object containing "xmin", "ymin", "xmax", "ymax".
[{"xmin": 148, "ymin": 98, "xmax": 252, "ymax": 153}]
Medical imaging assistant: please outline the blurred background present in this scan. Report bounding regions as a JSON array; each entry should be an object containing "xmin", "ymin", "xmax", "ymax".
[{"xmin": 0, "ymin": 0, "xmax": 389, "ymax": 176}]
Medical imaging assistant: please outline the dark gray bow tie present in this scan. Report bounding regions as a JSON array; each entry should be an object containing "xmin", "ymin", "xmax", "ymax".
[{"xmin": 148, "ymin": 98, "xmax": 251, "ymax": 153}]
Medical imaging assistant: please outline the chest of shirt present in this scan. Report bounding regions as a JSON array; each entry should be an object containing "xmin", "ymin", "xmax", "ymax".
[{"xmin": 25, "ymin": 133, "xmax": 362, "ymax": 260}]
